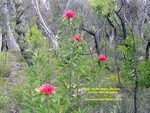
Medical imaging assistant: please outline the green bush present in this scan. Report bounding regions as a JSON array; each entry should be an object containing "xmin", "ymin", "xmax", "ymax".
[
  {"xmin": 138, "ymin": 61, "xmax": 150, "ymax": 88},
  {"xmin": 118, "ymin": 37, "xmax": 142, "ymax": 86},
  {"xmin": 88, "ymin": 0, "xmax": 116, "ymax": 16}
]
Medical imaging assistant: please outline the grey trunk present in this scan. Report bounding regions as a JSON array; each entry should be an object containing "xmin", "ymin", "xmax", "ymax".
[
  {"xmin": 7, "ymin": 26, "xmax": 20, "ymax": 51},
  {"xmin": 2, "ymin": 0, "xmax": 20, "ymax": 52}
]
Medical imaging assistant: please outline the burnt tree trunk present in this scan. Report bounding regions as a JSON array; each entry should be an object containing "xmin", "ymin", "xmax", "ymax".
[
  {"xmin": 131, "ymin": 24, "xmax": 139, "ymax": 113},
  {"xmin": 82, "ymin": 27, "xmax": 101, "ymax": 55},
  {"xmin": 145, "ymin": 41, "xmax": 150, "ymax": 60},
  {"xmin": 116, "ymin": 12, "xmax": 127, "ymax": 39},
  {"xmin": 95, "ymin": 28, "xmax": 101, "ymax": 55}
]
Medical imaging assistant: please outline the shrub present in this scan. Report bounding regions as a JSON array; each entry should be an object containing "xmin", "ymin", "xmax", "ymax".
[{"xmin": 138, "ymin": 61, "xmax": 150, "ymax": 88}]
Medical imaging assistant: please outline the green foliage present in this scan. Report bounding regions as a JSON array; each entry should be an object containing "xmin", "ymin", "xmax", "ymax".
[
  {"xmin": 20, "ymin": 85, "xmax": 47, "ymax": 113},
  {"xmin": 27, "ymin": 26, "xmax": 46, "ymax": 49},
  {"xmin": 117, "ymin": 37, "xmax": 150, "ymax": 88},
  {"xmin": 18, "ymin": 52, "xmax": 57, "ymax": 112},
  {"xmin": 26, "ymin": 26, "xmax": 49, "ymax": 64},
  {"xmin": 0, "ymin": 52, "xmax": 11, "ymax": 77},
  {"xmin": 1, "ymin": 6, "xmax": 149, "ymax": 113},
  {"xmin": 88, "ymin": 0, "xmax": 116, "ymax": 16},
  {"xmin": 0, "ymin": 94, "xmax": 4, "ymax": 111},
  {"xmin": 138, "ymin": 61, "xmax": 150, "ymax": 88},
  {"xmin": 18, "ymin": 42, "xmax": 74, "ymax": 112},
  {"xmin": 118, "ymin": 37, "xmax": 141, "ymax": 57},
  {"xmin": 0, "ymin": 2, "xmax": 149, "ymax": 112},
  {"xmin": 57, "ymin": 18, "xmax": 89, "ymax": 112},
  {"xmin": 0, "ymin": 79, "xmax": 8, "ymax": 112}
]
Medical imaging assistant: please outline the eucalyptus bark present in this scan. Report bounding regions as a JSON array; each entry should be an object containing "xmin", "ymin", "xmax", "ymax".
[
  {"xmin": 7, "ymin": 26, "xmax": 20, "ymax": 51},
  {"xmin": 2, "ymin": 0, "xmax": 20, "ymax": 52}
]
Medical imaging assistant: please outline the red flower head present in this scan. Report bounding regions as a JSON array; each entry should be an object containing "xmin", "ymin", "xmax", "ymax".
[
  {"xmin": 35, "ymin": 84, "xmax": 56, "ymax": 95},
  {"xmin": 73, "ymin": 36, "xmax": 82, "ymax": 42},
  {"xmin": 98, "ymin": 55, "xmax": 108, "ymax": 62},
  {"xmin": 63, "ymin": 9, "xmax": 76, "ymax": 19}
]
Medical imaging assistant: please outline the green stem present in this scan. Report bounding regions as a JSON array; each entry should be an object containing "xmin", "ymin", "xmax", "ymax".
[
  {"xmin": 76, "ymin": 72, "xmax": 79, "ymax": 110},
  {"xmin": 69, "ymin": 65, "xmax": 72, "ymax": 101},
  {"xmin": 47, "ymin": 96, "xmax": 51, "ymax": 113},
  {"xmin": 67, "ymin": 19, "xmax": 73, "ymax": 112}
]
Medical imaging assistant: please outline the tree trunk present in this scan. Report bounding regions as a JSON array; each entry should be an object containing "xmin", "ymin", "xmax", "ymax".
[
  {"xmin": 82, "ymin": 27, "xmax": 101, "ymax": 55},
  {"xmin": 131, "ymin": 23, "xmax": 139, "ymax": 113},
  {"xmin": 32, "ymin": 0, "xmax": 58, "ymax": 50},
  {"xmin": 7, "ymin": 26, "xmax": 20, "ymax": 51},
  {"xmin": 116, "ymin": 12, "xmax": 127, "ymax": 39},
  {"xmin": 145, "ymin": 41, "xmax": 150, "ymax": 60},
  {"xmin": 138, "ymin": 5, "xmax": 148, "ymax": 40},
  {"xmin": 2, "ymin": 0, "xmax": 20, "ymax": 52},
  {"xmin": 95, "ymin": 28, "xmax": 101, "ymax": 55},
  {"xmin": 13, "ymin": 0, "xmax": 31, "ymax": 65}
]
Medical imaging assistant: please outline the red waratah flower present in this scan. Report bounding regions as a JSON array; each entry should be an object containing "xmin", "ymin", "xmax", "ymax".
[
  {"xmin": 35, "ymin": 84, "xmax": 56, "ymax": 95},
  {"xmin": 73, "ymin": 36, "xmax": 82, "ymax": 42},
  {"xmin": 98, "ymin": 55, "xmax": 108, "ymax": 62},
  {"xmin": 63, "ymin": 9, "xmax": 76, "ymax": 19}
]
